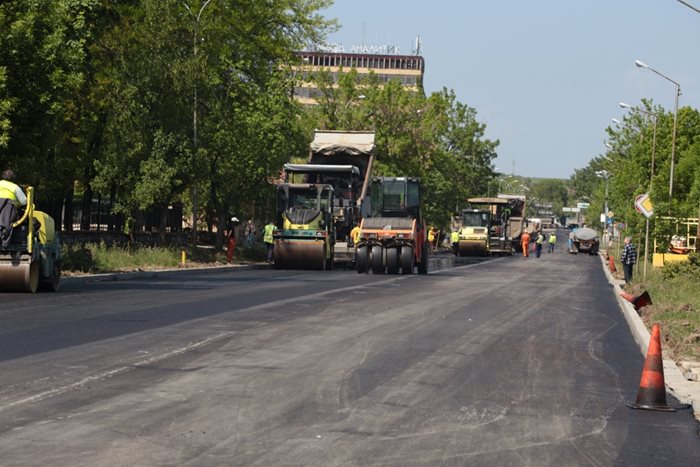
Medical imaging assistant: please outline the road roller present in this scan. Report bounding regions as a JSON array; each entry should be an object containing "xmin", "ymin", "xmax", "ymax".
[
  {"xmin": 0, "ymin": 187, "xmax": 61, "ymax": 292},
  {"xmin": 355, "ymin": 177, "xmax": 428, "ymax": 275},
  {"xmin": 457, "ymin": 208, "xmax": 491, "ymax": 257},
  {"xmin": 273, "ymin": 183, "xmax": 335, "ymax": 270},
  {"xmin": 456, "ymin": 196, "xmax": 526, "ymax": 257}
]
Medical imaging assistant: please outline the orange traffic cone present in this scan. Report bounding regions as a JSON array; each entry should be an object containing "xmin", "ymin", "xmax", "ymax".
[
  {"xmin": 627, "ymin": 324, "xmax": 675, "ymax": 412},
  {"xmin": 608, "ymin": 254, "xmax": 617, "ymax": 272},
  {"xmin": 620, "ymin": 291, "xmax": 634, "ymax": 303}
]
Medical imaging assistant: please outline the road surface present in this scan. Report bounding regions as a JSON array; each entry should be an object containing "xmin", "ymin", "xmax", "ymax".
[{"xmin": 0, "ymin": 246, "xmax": 698, "ymax": 466}]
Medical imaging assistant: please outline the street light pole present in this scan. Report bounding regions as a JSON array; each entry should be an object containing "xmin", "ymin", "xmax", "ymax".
[
  {"xmin": 635, "ymin": 60, "xmax": 681, "ymax": 200},
  {"xmin": 184, "ymin": 0, "xmax": 213, "ymax": 246},
  {"xmin": 595, "ymin": 170, "xmax": 610, "ymax": 242}
]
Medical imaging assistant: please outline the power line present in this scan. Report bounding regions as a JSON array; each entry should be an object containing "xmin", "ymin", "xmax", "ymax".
[{"xmin": 676, "ymin": 0, "xmax": 700, "ymax": 14}]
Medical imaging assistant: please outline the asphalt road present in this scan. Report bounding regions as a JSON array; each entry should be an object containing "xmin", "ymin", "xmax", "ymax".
[{"xmin": 0, "ymin": 242, "xmax": 698, "ymax": 466}]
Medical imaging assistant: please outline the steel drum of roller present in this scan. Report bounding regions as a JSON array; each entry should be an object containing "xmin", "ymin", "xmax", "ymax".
[
  {"xmin": 458, "ymin": 240, "xmax": 488, "ymax": 257},
  {"xmin": 274, "ymin": 239, "xmax": 326, "ymax": 270},
  {"xmin": 0, "ymin": 256, "xmax": 40, "ymax": 292}
]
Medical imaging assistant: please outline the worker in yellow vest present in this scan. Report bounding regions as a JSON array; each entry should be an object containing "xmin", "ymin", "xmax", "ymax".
[
  {"xmin": 0, "ymin": 169, "xmax": 27, "ymax": 248},
  {"xmin": 450, "ymin": 230, "xmax": 460, "ymax": 256},
  {"xmin": 349, "ymin": 222, "xmax": 361, "ymax": 247},
  {"xmin": 263, "ymin": 220, "xmax": 277, "ymax": 263}
]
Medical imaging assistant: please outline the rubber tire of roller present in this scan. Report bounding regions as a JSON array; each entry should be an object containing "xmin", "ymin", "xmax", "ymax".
[
  {"xmin": 386, "ymin": 248, "xmax": 399, "ymax": 274},
  {"xmin": 400, "ymin": 246, "xmax": 414, "ymax": 274},
  {"xmin": 371, "ymin": 245, "xmax": 384, "ymax": 274},
  {"xmin": 356, "ymin": 246, "xmax": 368, "ymax": 274},
  {"xmin": 40, "ymin": 260, "xmax": 61, "ymax": 292}
]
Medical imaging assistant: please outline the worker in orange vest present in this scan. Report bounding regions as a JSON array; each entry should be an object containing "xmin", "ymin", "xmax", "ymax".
[{"xmin": 521, "ymin": 229, "xmax": 531, "ymax": 257}]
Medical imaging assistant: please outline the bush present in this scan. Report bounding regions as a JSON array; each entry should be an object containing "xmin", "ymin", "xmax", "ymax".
[{"xmin": 662, "ymin": 252, "xmax": 700, "ymax": 281}]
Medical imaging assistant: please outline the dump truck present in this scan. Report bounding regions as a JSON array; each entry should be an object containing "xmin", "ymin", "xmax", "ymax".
[
  {"xmin": 455, "ymin": 195, "xmax": 525, "ymax": 256},
  {"xmin": 0, "ymin": 187, "xmax": 61, "ymax": 292},
  {"xmin": 306, "ymin": 130, "xmax": 375, "ymax": 265},
  {"xmin": 355, "ymin": 176, "xmax": 428, "ymax": 274},
  {"xmin": 273, "ymin": 182, "xmax": 335, "ymax": 270},
  {"xmin": 570, "ymin": 226, "xmax": 599, "ymax": 255},
  {"xmin": 497, "ymin": 194, "xmax": 527, "ymax": 253}
]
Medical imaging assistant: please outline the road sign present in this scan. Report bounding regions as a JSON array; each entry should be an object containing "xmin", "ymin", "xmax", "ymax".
[
  {"xmin": 577, "ymin": 202, "xmax": 590, "ymax": 209},
  {"xmin": 634, "ymin": 193, "xmax": 653, "ymax": 219},
  {"xmin": 562, "ymin": 207, "xmax": 572, "ymax": 212}
]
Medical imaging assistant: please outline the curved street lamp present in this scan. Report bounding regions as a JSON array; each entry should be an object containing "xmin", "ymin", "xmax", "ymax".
[
  {"xmin": 184, "ymin": 0, "xmax": 214, "ymax": 245},
  {"xmin": 635, "ymin": 59, "xmax": 681, "ymax": 199}
]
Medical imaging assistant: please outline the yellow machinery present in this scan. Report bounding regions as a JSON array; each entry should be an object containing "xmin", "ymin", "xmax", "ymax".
[
  {"xmin": 456, "ymin": 196, "xmax": 526, "ymax": 257},
  {"xmin": 457, "ymin": 208, "xmax": 491, "ymax": 256},
  {"xmin": 0, "ymin": 187, "xmax": 62, "ymax": 292},
  {"xmin": 273, "ymin": 183, "xmax": 335, "ymax": 270}
]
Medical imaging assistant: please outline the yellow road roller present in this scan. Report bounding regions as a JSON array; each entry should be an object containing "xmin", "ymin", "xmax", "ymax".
[
  {"xmin": 0, "ymin": 187, "xmax": 61, "ymax": 292},
  {"xmin": 273, "ymin": 183, "xmax": 335, "ymax": 270}
]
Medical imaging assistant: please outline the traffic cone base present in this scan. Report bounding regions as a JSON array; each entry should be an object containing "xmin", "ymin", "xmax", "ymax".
[
  {"xmin": 632, "ymin": 291, "xmax": 652, "ymax": 311},
  {"xmin": 628, "ymin": 324, "xmax": 676, "ymax": 412}
]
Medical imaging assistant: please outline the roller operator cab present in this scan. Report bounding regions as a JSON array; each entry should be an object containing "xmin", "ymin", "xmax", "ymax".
[
  {"xmin": 273, "ymin": 183, "xmax": 336, "ymax": 270},
  {"xmin": 355, "ymin": 177, "xmax": 428, "ymax": 275}
]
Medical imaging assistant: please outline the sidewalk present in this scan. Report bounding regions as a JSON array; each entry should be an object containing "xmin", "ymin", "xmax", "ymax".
[{"xmin": 599, "ymin": 254, "xmax": 700, "ymax": 420}]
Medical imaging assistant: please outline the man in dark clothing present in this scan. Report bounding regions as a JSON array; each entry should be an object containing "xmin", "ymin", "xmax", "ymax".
[{"xmin": 621, "ymin": 236, "xmax": 637, "ymax": 284}]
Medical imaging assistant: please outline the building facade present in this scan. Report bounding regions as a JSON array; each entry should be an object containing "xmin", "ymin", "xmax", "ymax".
[{"xmin": 292, "ymin": 50, "xmax": 425, "ymax": 105}]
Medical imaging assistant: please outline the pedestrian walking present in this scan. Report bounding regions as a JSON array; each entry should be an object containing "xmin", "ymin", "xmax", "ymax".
[
  {"xmin": 245, "ymin": 219, "xmax": 256, "ymax": 247},
  {"xmin": 521, "ymin": 229, "xmax": 531, "ymax": 257},
  {"xmin": 621, "ymin": 236, "xmax": 637, "ymax": 284},
  {"xmin": 547, "ymin": 232, "xmax": 557, "ymax": 253},
  {"xmin": 263, "ymin": 220, "xmax": 277, "ymax": 263},
  {"xmin": 226, "ymin": 216, "xmax": 240, "ymax": 264},
  {"xmin": 535, "ymin": 231, "xmax": 545, "ymax": 258}
]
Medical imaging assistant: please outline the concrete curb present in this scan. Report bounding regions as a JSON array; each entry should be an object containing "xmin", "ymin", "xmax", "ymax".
[{"xmin": 599, "ymin": 254, "xmax": 700, "ymax": 419}]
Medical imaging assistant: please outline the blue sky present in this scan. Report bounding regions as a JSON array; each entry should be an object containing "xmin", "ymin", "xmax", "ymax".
[{"xmin": 319, "ymin": 0, "xmax": 700, "ymax": 179}]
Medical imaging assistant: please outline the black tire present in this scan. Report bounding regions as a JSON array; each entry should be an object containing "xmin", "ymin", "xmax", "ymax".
[
  {"xmin": 320, "ymin": 245, "xmax": 327, "ymax": 271},
  {"xmin": 400, "ymin": 246, "xmax": 414, "ymax": 274},
  {"xmin": 418, "ymin": 242, "xmax": 428, "ymax": 275},
  {"xmin": 386, "ymin": 248, "xmax": 399, "ymax": 274},
  {"xmin": 356, "ymin": 246, "xmax": 368, "ymax": 273},
  {"xmin": 371, "ymin": 245, "xmax": 384, "ymax": 274},
  {"xmin": 39, "ymin": 260, "xmax": 61, "ymax": 292}
]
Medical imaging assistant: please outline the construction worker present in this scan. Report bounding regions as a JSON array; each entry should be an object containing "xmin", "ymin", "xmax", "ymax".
[
  {"xmin": 521, "ymin": 229, "xmax": 531, "ymax": 257},
  {"xmin": 450, "ymin": 230, "xmax": 460, "ymax": 256},
  {"xmin": 428, "ymin": 227, "xmax": 435, "ymax": 254},
  {"xmin": 349, "ymin": 222, "xmax": 361, "ymax": 247},
  {"xmin": 535, "ymin": 231, "xmax": 545, "ymax": 258},
  {"xmin": 263, "ymin": 220, "xmax": 277, "ymax": 263},
  {"xmin": 547, "ymin": 232, "xmax": 557, "ymax": 253},
  {"xmin": 0, "ymin": 169, "xmax": 27, "ymax": 248}
]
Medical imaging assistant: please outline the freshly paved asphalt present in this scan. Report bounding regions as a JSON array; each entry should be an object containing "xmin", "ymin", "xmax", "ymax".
[{"xmin": 0, "ymin": 240, "xmax": 698, "ymax": 466}]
